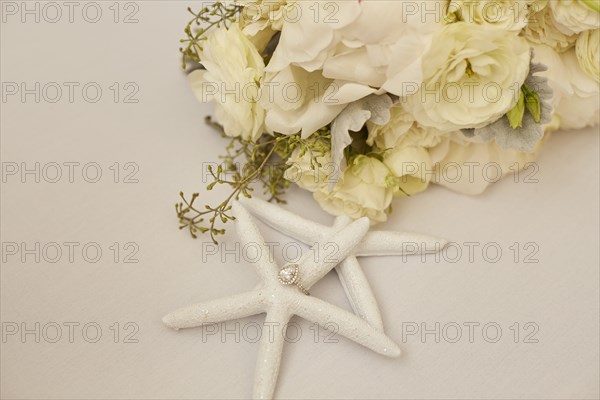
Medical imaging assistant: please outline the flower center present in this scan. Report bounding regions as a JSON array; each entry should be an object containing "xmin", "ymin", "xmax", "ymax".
[{"xmin": 465, "ymin": 59, "xmax": 474, "ymax": 78}]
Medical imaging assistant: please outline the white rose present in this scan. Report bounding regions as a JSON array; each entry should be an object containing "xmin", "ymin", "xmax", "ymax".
[
  {"xmin": 377, "ymin": 121, "xmax": 447, "ymax": 196},
  {"xmin": 268, "ymin": 0, "xmax": 445, "ymax": 97},
  {"xmin": 531, "ymin": 44, "xmax": 571, "ymax": 108},
  {"xmin": 321, "ymin": 0, "xmax": 444, "ymax": 95},
  {"xmin": 237, "ymin": 0, "xmax": 290, "ymax": 34},
  {"xmin": 448, "ymin": 0, "xmax": 532, "ymax": 31},
  {"xmin": 266, "ymin": 0, "xmax": 362, "ymax": 72},
  {"xmin": 367, "ymin": 103, "xmax": 449, "ymax": 150},
  {"xmin": 260, "ymin": 64, "xmax": 375, "ymax": 137},
  {"xmin": 397, "ymin": 124, "xmax": 447, "ymax": 149},
  {"xmin": 404, "ymin": 22, "xmax": 531, "ymax": 132},
  {"xmin": 383, "ymin": 145, "xmax": 432, "ymax": 197},
  {"xmin": 366, "ymin": 103, "xmax": 414, "ymax": 149},
  {"xmin": 533, "ymin": 44, "xmax": 600, "ymax": 129},
  {"xmin": 522, "ymin": 4, "xmax": 577, "ymax": 52},
  {"xmin": 429, "ymin": 131, "xmax": 541, "ymax": 195},
  {"xmin": 555, "ymin": 49, "xmax": 600, "ymax": 129},
  {"xmin": 545, "ymin": 113, "xmax": 561, "ymax": 133},
  {"xmin": 284, "ymin": 143, "xmax": 332, "ymax": 192},
  {"xmin": 188, "ymin": 24, "xmax": 265, "ymax": 141},
  {"xmin": 549, "ymin": 0, "xmax": 600, "ymax": 35},
  {"xmin": 314, "ymin": 155, "xmax": 394, "ymax": 222},
  {"xmin": 576, "ymin": 29, "xmax": 600, "ymax": 82}
]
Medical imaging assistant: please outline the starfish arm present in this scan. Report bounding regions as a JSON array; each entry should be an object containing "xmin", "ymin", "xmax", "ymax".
[
  {"xmin": 253, "ymin": 306, "xmax": 291, "ymax": 400},
  {"xmin": 233, "ymin": 201, "xmax": 279, "ymax": 283},
  {"xmin": 355, "ymin": 231, "xmax": 448, "ymax": 257},
  {"xmin": 332, "ymin": 216, "xmax": 352, "ymax": 228},
  {"xmin": 239, "ymin": 197, "xmax": 331, "ymax": 244},
  {"xmin": 302, "ymin": 217, "xmax": 370, "ymax": 289},
  {"xmin": 162, "ymin": 290, "xmax": 265, "ymax": 330},
  {"xmin": 335, "ymin": 256, "xmax": 384, "ymax": 331},
  {"xmin": 291, "ymin": 294, "xmax": 400, "ymax": 358}
]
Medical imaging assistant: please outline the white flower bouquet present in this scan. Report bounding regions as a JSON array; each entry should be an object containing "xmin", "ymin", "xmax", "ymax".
[{"xmin": 176, "ymin": 0, "xmax": 599, "ymax": 242}]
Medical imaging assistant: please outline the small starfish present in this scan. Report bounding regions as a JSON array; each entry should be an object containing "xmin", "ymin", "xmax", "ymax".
[
  {"xmin": 240, "ymin": 197, "xmax": 448, "ymax": 330},
  {"xmin": 163, "ymin": 201, "xmax": 401, "ymax": 399}
]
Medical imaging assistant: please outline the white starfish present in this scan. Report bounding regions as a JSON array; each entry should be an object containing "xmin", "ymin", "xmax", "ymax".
[
  {"xmin": 239, "ymin": 197, "xmax": 448, "ymax": 330},
  {"xmin": 163, "ymin": 201, "xmax": 401, "ymax": 399}
]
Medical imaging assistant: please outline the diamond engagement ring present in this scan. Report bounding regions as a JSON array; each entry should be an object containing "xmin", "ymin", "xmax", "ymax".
[{"xmin": 278, "ymin": 264, "xmax": 309, "ymax": 295}]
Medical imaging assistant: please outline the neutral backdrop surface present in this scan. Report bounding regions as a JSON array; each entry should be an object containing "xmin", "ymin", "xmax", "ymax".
[{"xmin": 1, "ymin": 2, "xmax": 599, "ymax": 399}]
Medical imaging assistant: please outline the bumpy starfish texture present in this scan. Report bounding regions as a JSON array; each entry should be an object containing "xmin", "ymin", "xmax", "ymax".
[
  {"xmin": 163, "ymin": 201, "xmax": 401, "ymax": 399},
  {"xmin": 239, "ymin": 197, "xmax": 448, "ymax": 330}
]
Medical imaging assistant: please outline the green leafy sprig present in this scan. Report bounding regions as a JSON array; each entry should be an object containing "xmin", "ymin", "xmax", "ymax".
[
  {"xmin": 179, "ymin": 2, "xmax": 242, "ymax": 69},
  {"xmin": 176, "ymin": 119, "xmax": 331, "ymax": 244}
]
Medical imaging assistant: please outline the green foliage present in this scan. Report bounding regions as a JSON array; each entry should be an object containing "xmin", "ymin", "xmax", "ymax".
[
  {"xmin": 176, "ymin": 119, "xmax": 332, "ymax": 244},
  {"xmin": 581, "ymin": 0, "xmax": 600, "ymax": 13},
  {"xmin": 522, "ymin": 83, "xmax": 542, "ymax": 123},
  {"xmin": 507, "ymin": 82, "xmax": 543, "ymax": 129},
  {"xmin": 179, "ymin": 2, "xmax": 242, "ymax": 69},
  {"xmin": 507, "ymin": 90, "xmax": 526, "ymax": 129}
]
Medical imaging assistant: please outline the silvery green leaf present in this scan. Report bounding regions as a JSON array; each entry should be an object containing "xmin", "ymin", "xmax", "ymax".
[
  {"xmin": 475, "ymin": 110, "xmax": 545, "ymax": 152},
  {"xmin": 329, "ymin": 94, "xmax": 393, "ymax": 188}
]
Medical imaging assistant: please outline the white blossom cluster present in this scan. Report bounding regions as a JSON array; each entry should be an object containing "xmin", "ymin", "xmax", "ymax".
[{"xmin": 188, "ymin": 0, "xmax": 599, "ymax": 221}]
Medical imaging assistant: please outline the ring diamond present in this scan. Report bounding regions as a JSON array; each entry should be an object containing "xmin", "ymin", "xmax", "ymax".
[{"xmin": 278, "ymin": 264, "xmax": 309, "ymax": 295}]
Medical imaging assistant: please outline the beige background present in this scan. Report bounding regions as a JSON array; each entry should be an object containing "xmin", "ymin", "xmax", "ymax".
[{"xmin": 1, "ymin": 1, "xmax": 599, "ymax": 399}]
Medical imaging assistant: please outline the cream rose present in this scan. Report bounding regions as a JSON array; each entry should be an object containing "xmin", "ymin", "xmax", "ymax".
[
  {"xmin": 549, "ymin": 0, "xmax": 600, "ymax": 35},
  {"xmin": 576, "ymin": 29, "xmax": 600, "ymax": 82},
  {"xmin": 379, "ymin": 122, "xmax": 447, "ymax": 196},
  {"xmin": 404, "ymin": 22, "xmax": 531, "ymax": 132},
  {"xmin": 188, "ymin": 24, "xmax": 265, "ymax": 141},
  {"xmin": 383, "ymin": 145, "xmax": 432, "ymax": 197},
  {"xmin": 366, "ymin": 103, "xmax": 414, "ymax": 149},
  {"xmin": 396, "ymin": 124, "xmax": 447, "ymax": 149},
  {"xmin": 429, "ymin": 131, "xmax": 541, "ymax": 195},
  {"xmin": 531, "ymin": 43, "xmax": 571, "ymax": 108},
  {"xmin": 367, "ymin": 103, "xmax": 449, "ymax": 150},
  {"xmin": 533, "ymin": 44, "xmax": 600, "ymax": 129},
  {"xmin": 321, "ymin": 0, "xmax": 445, "ymax": 96},
  {"xmin": 314, "ymin": 155, "xmax": 395, "ymax": 222},
  {"xmin": 448, "ymin": 0, "xmax": 532, "ymax": 31},
  {"xmin": 284, "ymin": 143, "xmax": 332, "ymax": 192},
  {"xmin": 522, "ymin": 4, "xmax": 577, "ymax": 52},
  {"xmin": 268, "ymin": 0, "xmax": 446, "ymax": 98},
  {"xmin": 555, "ymin": 49, "xmax": 600, "ymax": 129},
  {"xmin": 237, "ymin": 0, "xmax": 290, "ymax": 34}
]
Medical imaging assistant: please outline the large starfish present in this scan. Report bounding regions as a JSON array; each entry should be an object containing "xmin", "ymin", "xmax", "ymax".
[
  {"xmin": 163, "ymin": 201, "xmax": 401, "ymax": 399},
  {"xmin": 240, "ymin": 197, "xmax": 447, "ymax": 330}
]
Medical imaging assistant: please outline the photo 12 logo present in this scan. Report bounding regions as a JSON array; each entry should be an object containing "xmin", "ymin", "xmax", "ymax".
[
  {"xmin": 402, "ymin": 321, "xmax": 540, "ymax": 344},
  {"xmin": 200, "ymin": 240, "xmax": 340, "ymax": 264},
  {"xmin": 196, "ymin": 321, "xmax": 339, "ymax": 344},
  {"xmin": 2, "ymin": 242, "xmax": 140, "ymax": 264},
  {"xmin": 2, "ymin": 321, "xmax": 140, "ymax": 343},
  {"xmin": 1, "ymin": 162, "xmax": 140, "ymax": 184},
  {"xmin": 407, "ymin": 241, "xmax": 541, "ymax": 264},
  {"xmin": 2, "ymin": 82, "xmax": 140, "ymax": 104},
  {"xmin": 1, "ymin": 2, "xmax": 140, "ymax": 24}
]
